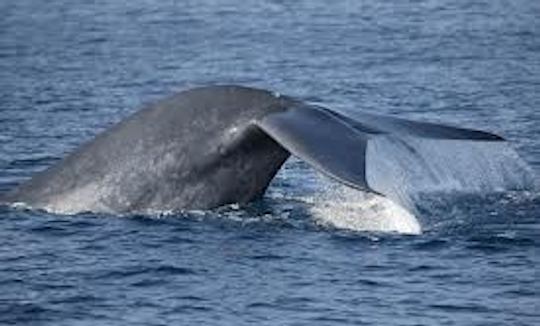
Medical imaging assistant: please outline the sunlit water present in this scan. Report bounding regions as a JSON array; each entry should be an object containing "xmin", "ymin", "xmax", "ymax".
[{"xmin": 1, "ymin": 0, "xmax": 539, "ymax": 325}]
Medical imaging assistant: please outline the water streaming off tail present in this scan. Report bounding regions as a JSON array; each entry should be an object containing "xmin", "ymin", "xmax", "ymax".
[{"xmin": 366, "ymin": 136, "xmax": 536, "ymax": 199}]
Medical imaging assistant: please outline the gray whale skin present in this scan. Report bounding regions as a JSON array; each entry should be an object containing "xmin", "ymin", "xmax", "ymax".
[{"xmin": 1, "ymin": 85, "xmax": 512, "ymax": 214}]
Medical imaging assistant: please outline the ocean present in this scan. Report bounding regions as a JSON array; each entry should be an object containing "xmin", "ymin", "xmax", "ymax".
[{"xmin": 0, "ymin": 0, "xmax": 539, "ymax": 325}]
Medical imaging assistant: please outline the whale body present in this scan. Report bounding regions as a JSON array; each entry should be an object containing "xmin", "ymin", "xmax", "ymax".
[{"xmin": 1, "ymin": 85, "xmax": 534, "ymax": 214}]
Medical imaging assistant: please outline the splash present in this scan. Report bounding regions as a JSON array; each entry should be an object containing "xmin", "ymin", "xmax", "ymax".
[
  {"xmin": 268, "ymin": 160, "xmax": 422, "ymax": 234},
  {"xmin": 309, "ymin": 182, "xmax": 421, "ymax": 235}
]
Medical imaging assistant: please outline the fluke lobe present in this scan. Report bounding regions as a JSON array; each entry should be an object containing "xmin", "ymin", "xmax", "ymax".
[{"xmin": 1, "ymin": 85, "xmax": 530, "ymax": 214}]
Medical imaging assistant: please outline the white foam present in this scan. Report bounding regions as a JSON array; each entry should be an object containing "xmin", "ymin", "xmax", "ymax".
[
  {"xmin": 309, "ymin": 182, "xmax": 421, "ymax": 235},
  {"xmin": 269, "ymin": 161, "xmax": 422, "ymax": 235},
  {"xmin": 9, "ymin": 201, "xmax": 33, "ymax": 211}
]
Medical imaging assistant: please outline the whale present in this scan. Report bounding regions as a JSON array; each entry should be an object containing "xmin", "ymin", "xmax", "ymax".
[{"xmin": 0, "ymin": 85, "xmax": 535, "ymax": 214}]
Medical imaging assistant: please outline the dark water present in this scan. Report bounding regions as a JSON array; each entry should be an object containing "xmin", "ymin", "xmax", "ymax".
[{"xmin": 1, "ymin": 0, "xmax": 539, "ymax": 325}]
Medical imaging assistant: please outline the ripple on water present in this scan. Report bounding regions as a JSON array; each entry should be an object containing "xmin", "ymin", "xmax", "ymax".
[{"xmin": 95, "ymin": 265, "xmax": 196, "ymax": 280}]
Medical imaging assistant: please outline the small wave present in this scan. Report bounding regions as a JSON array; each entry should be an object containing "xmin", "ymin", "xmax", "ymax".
[
  {"xmin": 465, "ymin": 232, "xmax": 536, "ymax": 252},
  {"xmin": 429, "ymin": 303, "xmax": 493, "ymax": 313},
  {"xmin": 248, "ymin": 253, "xmax": 286, "ymax": 261},
  {"xmin": 95, "ymin": 265, "xmax": 196, "ymax": 279},
  {"xmin": 411, "ymin": 238, "xmax": 451, "ymax": 251},
  {"xmin": 8, "ymin": 201, "xmax": 34, "ymax": 211},
  {"xmin": 0, "ymin": 303, "xmax": 61, "ymax": 324}
]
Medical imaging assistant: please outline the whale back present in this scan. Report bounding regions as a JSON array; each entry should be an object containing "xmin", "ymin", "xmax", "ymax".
[{"xmin": 4, "ymin": 86, "xmax": 292, "ymax": 213}]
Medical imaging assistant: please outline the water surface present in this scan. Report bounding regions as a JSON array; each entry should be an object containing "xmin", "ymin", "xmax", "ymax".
[{"xmin": 1, "ymin": 0, "xmax": 539, "ymax": 325}]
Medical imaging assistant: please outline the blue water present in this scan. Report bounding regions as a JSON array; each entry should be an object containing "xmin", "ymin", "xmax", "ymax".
[{"xmin": 1, "ymin": 0, "xmax": 539, "ymax": 325}]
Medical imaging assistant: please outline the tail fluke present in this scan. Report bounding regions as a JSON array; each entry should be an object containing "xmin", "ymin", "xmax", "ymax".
[{"xmin": 258, "ymin": 105, "xmax": 535, "ymax": 211}]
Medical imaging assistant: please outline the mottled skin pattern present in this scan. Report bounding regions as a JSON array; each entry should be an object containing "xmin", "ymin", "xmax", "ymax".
[{"xmin": 3, "ymin": 86, "xmax": 294, "ymax": 213}]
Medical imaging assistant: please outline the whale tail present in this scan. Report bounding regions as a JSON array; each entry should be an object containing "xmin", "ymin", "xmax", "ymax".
[
  {"xmin": 258, "ymin": 104, "xmax": 535, "ymax": 210},
  {"xmin": 3, "ymin": 86, "xmax": 535, "ymax": 214}
]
